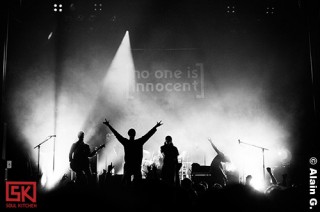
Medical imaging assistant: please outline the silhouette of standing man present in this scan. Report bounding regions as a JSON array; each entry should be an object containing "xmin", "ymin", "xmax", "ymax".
[
  {"xmin": 208, "ymin": 138, "xmax": 230, "ymax": 187},
  {"xmin": 103, "ymin": 119, "xmax": 163, "ymax": 185},
  {"xmin": 69, "ymin": 131, "xmax": 96, "ymax": 185},
  {"xmin": 160, "ymin": 136, "xmax": 180, "ymax": 186}
]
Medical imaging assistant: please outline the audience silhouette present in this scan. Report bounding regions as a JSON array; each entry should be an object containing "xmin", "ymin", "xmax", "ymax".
[{"xmin": 103, "ymin": 119, "xmax": 163, "ymax": 185}]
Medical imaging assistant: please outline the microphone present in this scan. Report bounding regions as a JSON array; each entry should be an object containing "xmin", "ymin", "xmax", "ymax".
[{"xmin": 49, "ymin": 135, "xmax": 56, "ymax": 137}]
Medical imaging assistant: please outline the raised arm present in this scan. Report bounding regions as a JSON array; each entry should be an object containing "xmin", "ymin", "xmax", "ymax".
[
  {"xmin": 266, "ymin": 167, "xmax": 278, "ymax": 185},
  {"xmin": 88, "ymin": 144, "xmax": 105, "ymax": 157},
  {"xmin": 155, "ymin": 121, "xmax": 163, "ymax": 128},
  {"xmin": 140, "ymin": 121, "xmax": 163, "ymax": 144},
  {"xmin": 208, "ymin": 138, "xmax": 222, "ymax": 155},
  {"xmin": 103, "ymin": 119, "xmax": 125, "ymax": 144}
]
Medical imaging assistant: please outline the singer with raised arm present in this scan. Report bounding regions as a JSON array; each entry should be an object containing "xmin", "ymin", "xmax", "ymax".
[
  {"xmin": 103, "ymin": 118, "xmax": 163, "ymax": 185},
  {"xmin": 208, "ymin": 138, "xmax": 230, "ymax": 187}
]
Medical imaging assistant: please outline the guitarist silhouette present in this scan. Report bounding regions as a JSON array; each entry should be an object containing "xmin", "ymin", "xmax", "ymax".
[{"xmin": 69, "ymin": 131, "xmax": 105, "ymax": 185}]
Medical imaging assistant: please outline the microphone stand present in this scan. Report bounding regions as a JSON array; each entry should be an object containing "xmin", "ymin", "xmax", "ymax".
[
  {"xmin": 34, "ymin": 135, "xmax": 55, "ymax": 181},
  {"xmin": 238, "ymin": 139, "xmax": 269, "ymax": 182}
]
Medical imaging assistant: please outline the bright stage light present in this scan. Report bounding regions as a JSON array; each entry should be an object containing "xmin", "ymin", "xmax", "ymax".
[
  {"xmin": 225, "ymin": 162, "xmax": 236, "ymax": 172},
  {"xmin": 53, "ymin": 3, "xmax": 63, "ymax": 13},
  {"xmin": 93, "ymin": 2, "xmax": 103, "ymax": 12},
  {"xmin": 226, "ymin": 5, "xmax": 236, "ymax": 14},
  {"xmin": 103, "ymin": 30, "xmax": 135, "ymax": 102},
  {"xmin": 251, "ymin": 177, "xmax": 267, "ymax": 192},
  {"xmin": 277, "ymin": 148, "xmax": 292, "ymax": 165},
  {"xmin": 266, "ymin": 6, "xmax": 275, "ymax": 15}
]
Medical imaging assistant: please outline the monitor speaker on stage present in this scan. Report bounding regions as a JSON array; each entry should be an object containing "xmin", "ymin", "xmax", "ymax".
[{"xmin": 191, "ymin": 163, "xmax": 212, "ymax": 185}]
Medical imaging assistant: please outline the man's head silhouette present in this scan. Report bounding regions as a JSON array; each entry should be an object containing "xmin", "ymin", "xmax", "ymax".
[
  {"xmin": 78, "ymin": 131, "xmax": 84, "ymax": 141},
  {"xmin": 165, "ymin": 135, "xmax": 172, "ymax": 145},
  {"xmin": 128, "ymin": 128, "xmax": 136, "ymax": 139},
  {"xmin": 245, "ymin": 175, "xmax": 253, "ymax": 186}
]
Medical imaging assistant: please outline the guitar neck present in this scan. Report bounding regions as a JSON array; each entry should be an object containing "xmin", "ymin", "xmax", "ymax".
[{"xmin": 92, "ymin": 145, "xmax": 105, "ymax": 155}]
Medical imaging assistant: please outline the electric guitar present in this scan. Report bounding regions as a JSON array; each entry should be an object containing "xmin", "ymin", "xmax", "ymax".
[{"xmin": 90, "ymin": 144, "xmax": 106, "ymax": 156}]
